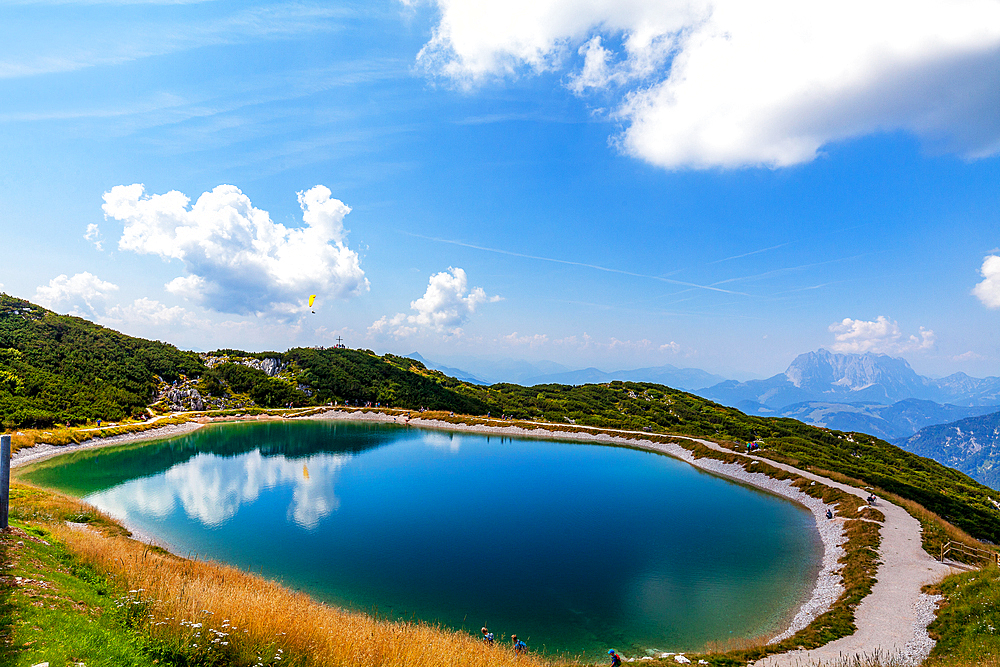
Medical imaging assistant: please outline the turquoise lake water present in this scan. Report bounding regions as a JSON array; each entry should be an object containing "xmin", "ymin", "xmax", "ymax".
[{"xmin": 22, "ymin": 420, "xmax": 821, "ymax": 659}]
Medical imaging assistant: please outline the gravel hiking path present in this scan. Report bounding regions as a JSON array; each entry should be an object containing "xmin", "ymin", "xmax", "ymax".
[{"xmin": 747, "ymin": 456, "xmax": 957, "ymax": 667}]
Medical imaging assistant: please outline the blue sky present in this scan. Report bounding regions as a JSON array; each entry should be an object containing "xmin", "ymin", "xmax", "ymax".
[{"xmin": 2, "ymin": 0, "xmax": 999, "ymax": 379}]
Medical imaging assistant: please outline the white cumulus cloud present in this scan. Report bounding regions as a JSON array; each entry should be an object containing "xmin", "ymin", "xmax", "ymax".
[
  {"xmin": 501, "ymin": 332, "xmax": 550, "ymax": 348},
  {"xmin": 34, "ymin": 272, "xmax": 207, "ymax": 335},
  {"xmin": 34, "ymin": 272, "xmax": 119, "ymax": 318},
  {"xmin": 972, "ymin": 255, "xmax": 1000, "ymax": 308},
  {"xmin": 414, "ymin": 0, "xmax": 1000, "ymax": 169},
  {"xmin": 103, "ymin": 183, "xmax": 369, "ymax": 317},
  {"xmin": 370, "ymin": 267, "xmax": 500, "ymax": 337},
  {"xmin": 828, "ymin": 316, "xmax": 936, "ymax": 354},
  {"xmin": 102, "ymin": 297, "xmax": 203, "ymax": 328},
  {"xmin": 84, "ymin": 223, "xmax": 103, "ymax": 251}
]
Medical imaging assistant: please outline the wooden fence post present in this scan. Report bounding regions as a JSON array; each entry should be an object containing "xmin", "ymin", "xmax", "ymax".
[{"xmin": 0, "ymin": 434, "xmax": 10, "ymax": 530}]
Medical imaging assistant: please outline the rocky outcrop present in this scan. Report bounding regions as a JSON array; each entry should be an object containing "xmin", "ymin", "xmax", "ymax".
[
  {"xmin": 162, "ymin": 387, "xmax": 205, "ymax": 412},
  {"xmin": 202, "ymin": 355, "xmax": 286, "ymax": 377}
]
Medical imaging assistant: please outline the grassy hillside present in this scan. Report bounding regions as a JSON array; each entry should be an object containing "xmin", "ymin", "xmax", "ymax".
[
  {"xmin": 286, "ymin": 347, "xmax": 488, "ymax": 414},
  {"xmin": 2, "ymin": 296, "xmax": 1000, "ymax": 544},
  {"xmin": 0, "ymin": 294, "xmax": 204, "ymax": 427}
]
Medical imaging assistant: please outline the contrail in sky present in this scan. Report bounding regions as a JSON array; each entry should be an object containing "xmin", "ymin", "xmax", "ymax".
[
  {"xmin": 707, "ymin": 243, "xmax": 789, "ymax": 264},
  {"xmin": 709, "ymin": 254, "xmax": 868, "ymax": 287},
  {"xmin": 402, "ymin": 232, "xmax": 749, "ymax": 296}
]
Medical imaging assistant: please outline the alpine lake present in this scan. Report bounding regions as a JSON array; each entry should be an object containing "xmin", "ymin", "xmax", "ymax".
[{"xmin": 20, "ymin": 420, "xmax": 822, "ymax": 660}]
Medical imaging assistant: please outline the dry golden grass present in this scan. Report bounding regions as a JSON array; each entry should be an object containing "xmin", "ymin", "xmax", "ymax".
[
  {"xmin": 8, "ymin": 484, "xmax": 131, "ymax": 537},
  {"xmin": 53, "ymin": 524, "xmax": 557, "ymax": 667},
  {"xmin": 700, "ymin": 633, "xmax": 770, "ymax": 653},
  {"xmin": 7, "ymin": 415, "xmax": 192, "ymax": 454}
]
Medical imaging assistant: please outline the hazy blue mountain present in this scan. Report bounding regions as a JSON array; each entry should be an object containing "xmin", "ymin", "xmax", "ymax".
[
  {"xmin": 404, "ymin": 353, "xmax": 489, "ymax": 385},
  {"xmin": 523, "ymin": 364, "xmax": 727, "ymax": 392},
  {"xmin": 757, "ymin": 399, "xmax": 1000, "ymax": 441},
  {"xmin": 929, "ymin": 372, "xmax": 1000, "ymax": 406},
  {"xmin": 699, "ymin": 349, "xmax": 1000, "ymax": 409},
  {"xmin": 896, "ymin": 411, "xmax": 1000, "ymax": 491},
  {"xmin": 418, "ymin": 355, "xmax": 569, "ymax": 385}
]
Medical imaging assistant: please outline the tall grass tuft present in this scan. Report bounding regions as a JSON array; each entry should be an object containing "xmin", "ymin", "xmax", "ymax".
[{"xmin": 53, "ymin": 524, "xmax": 555, "ymax": 667}]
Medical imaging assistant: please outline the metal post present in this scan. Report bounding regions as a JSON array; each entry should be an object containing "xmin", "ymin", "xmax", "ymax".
[{"xmin": 0, "ymin": 434, "xmax": 9, "ymax": 530}]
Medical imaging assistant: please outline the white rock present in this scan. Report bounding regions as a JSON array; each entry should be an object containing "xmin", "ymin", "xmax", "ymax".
[{"xmin": 674, "ymin": 656, "xmax": 691, "ymax": 664}]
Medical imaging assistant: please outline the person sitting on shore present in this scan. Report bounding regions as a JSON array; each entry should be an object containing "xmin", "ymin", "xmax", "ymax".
[
  {"xmin": 826, "ymin": 509, "xmax": 834, "ymax": 519},
  {"xmin": 481, "ymin": 627, "xmax": 494, "ymax": 645},
  {"xmin": 512, "ymin": 635, "xmax": 527, "ymax": 654},
  {"xmin": 609, "ymin": 649, "xmax": 622, "ymax": 666}
]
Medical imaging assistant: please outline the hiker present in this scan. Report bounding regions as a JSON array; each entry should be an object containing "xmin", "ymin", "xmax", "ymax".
[
  {"xmin": 512, "ymin": 634, "xmax": 527, "ymax": 654},
  {"xmin": 481, "ymin": 627, "xmax": 494, "ymax": 645},
  {"xmin": 826, "ymin": 509, "xmax": 833, "ymax": 519},
  {"xmin": 867, "ymin": 494, "xmax": 877, "ymax": 505},
  {"xmin": 609, "ymin": 649, "xmax": 623, "ymax": 666}
]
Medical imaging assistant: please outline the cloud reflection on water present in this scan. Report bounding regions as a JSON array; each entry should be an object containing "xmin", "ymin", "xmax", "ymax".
[
  {"xmin": 86, "ymin": 450, "xmax": 351, "ymax": 530},
  {"xmin": 422, "ymin": 431, "xmax": 462, "ymax": 453}
]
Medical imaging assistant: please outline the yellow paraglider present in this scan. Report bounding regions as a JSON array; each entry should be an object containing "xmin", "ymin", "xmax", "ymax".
[
  {"xmin": 303, "ymin": 464, "xmax": 310, "ymax": 480},
  {"xmin": 308, "ymin": 294, "xmax": 317, "ymax": 313}
]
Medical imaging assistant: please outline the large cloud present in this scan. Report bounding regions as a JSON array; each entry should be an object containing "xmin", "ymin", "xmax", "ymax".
[
  {"xmin": 34, "ymin": 271, "xmax": 204, "ymax": 331},
  {"xmin": 103, "ymin": 183, "xmax": 369, "ymax": 317},
  {"xmin": 972, "ymin": 255, "xmax": 1000, "ymax": 308},
  {"xmin": 34, "ymin": 272, "xmax": 119, "ymax": 318},
  {"xmin": 414, "ymin": 0, "xmax": 1000, "ymax": 168},
  {"xmin": 370, "ymin": 267, "xmax": 500, "ymax": 337},
  {"xmin": 829, "ymin": 316, "xmax": 935, "ymax": 354}
]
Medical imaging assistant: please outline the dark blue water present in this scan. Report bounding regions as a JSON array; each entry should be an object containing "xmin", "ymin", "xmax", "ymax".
[{"xmin": 23, "ymin": 421, "xmax": 821, "ymax": 658}]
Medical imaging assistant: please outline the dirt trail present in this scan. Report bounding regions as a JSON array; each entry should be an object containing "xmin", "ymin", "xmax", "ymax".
[{"xmin": 749, "ymin": 465, "xmax": 956, "ymax": 666}]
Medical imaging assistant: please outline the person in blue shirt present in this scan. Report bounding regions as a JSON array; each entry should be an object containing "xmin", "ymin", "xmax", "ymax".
[
  {"xmin": 609, "ymin": 649, "xmax": 623, "ymax": 666},
  {"xmin": 512, "ymin": 634, "xmax": 527, "ymax": 654},
  {"xmin": 481, "ymin": 627, "xmax": 494, "ymax": 645}
]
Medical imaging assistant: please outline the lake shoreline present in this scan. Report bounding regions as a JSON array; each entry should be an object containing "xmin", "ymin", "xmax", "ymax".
[
  {"xmin": 11, "ymin": 409, "xmax": 844, "ymax": 650},
  {"xmin": 312, "ymin": 410, "xmax": 846, "ymax": 645}
]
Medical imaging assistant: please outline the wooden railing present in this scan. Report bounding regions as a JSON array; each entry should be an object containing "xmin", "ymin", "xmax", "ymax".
[{"xmin": 940, "ymin": 540, "xmax": 1000, "ymax": 567}]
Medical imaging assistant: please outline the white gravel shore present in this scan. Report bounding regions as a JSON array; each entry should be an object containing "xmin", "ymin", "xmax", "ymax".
[{"xmin": 10, "ymin": 422, "xmax": 206, "ymax": 469}]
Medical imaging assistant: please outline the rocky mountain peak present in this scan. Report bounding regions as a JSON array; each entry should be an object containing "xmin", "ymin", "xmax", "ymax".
[{"xmin": 784, "ymin": 349, "xmax": 920, "ymax": 392}]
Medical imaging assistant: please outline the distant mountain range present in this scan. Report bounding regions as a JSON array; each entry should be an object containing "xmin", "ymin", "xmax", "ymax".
[
  {"xmin": 522, "ymin": 364, "xmax": 727, "ymax": 392},
  {"xmin": 407, "ymin": 354, "xmax": 570, "ymax": 385},
  {"xmin": 406, "ymin": 354, "xmax": 727, "ymax": 393},
  {"xmin": 698, "ymin": 349, "xmax": 1000, "ymax": 408},
  {"xmin": 759, "ymin": 399, "xmax": 1000, "ymax": 441},
  {"xmin": 408, "ymin": 347, "xmax": 1000, "ymax": 442},
  {"xmin": 896, "ymin": 411, "xmax": 1000, "ymax": 491},
  {"xmin": 404, "ymin": 353, "xmax": 490, "ymax": 385}
]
